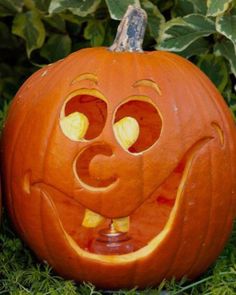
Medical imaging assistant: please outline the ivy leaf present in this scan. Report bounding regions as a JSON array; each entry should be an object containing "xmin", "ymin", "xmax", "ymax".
[
  {"xmin": 173, "ymin": 0, "xmax": 207, "ymax": 17},
  {"xmin": 0, "ymin": 0, "xmax": 23, "ymax": 17},
  {"xmin": 40, "ymin": 34, "xmax": 71, "ymax": 62},
  {"xmin": 12, "ymin": 11, "xmax": 45, "ymax": 57},
  {"xmin": 60, "ymin": 12, "xmax": 84, "ymax": 24},
  {"xmin": 33, "ymin": 0, "xmax": 51, "ymax": 12},
  {"xmin": 142, "ymin": 0, "xmax": 165, "ymax": 40},
  {"xmin": 197, "ymin": 54, "xmax": 229, "ymax": 92},
  {"xmin": 105, "ymin": 0, "xmax": 140, "ymax": 20},
  {"xmin": 157, "ymin": 14, "xmax": 215, "ymax": 51},
  {"xmin": 43, "ymin": 14, "xmax": 66, "ymax": 33},
  {"xmin": 215, "ymin": 39, "xmax": 236, "ymax": 76},
  {"xmin": 216, "ymin": 10, "xmax": 236, "ymax": 50},
  {"xmin": 23, "ymin": 0, "xmax": 51, "ymax": 12},
  {"xmin": 84, "ymin": 20, "xmax": 105, "ymax": 47},
  {"xmin": 49, "ymin": 0, "xmax": 101, "ymax": 17},
  {"xmin": 207, "ymin": 0, "xmax": 233, "ymax": 17}
]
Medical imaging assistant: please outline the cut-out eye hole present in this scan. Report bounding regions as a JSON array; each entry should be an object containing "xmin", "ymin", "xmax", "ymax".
[
  {"xmin": 60, "ymin": 93, "xmax": 107, "ymax": 141},
  {"xmin": 113, "ymin": 100, "xmax": 162, "ymax": 153}
]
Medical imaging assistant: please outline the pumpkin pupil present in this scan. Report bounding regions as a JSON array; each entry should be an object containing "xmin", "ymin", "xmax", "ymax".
[
  {"xmin": 64, "ymin": 94, "xmax": 107, "ymax": 140},
  {"xmin": 114, "ymin": 100, "xmax": 162, "ymax": 153}
]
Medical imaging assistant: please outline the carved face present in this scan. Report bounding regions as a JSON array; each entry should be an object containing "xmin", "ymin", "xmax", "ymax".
[{"xmin": 2, "ymin": 48, "xmax": 236, "ymax": 288}]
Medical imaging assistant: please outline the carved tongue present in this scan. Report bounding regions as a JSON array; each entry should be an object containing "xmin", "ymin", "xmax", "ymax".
[
  {"xmin": 82, "ymin": 209, "xmax": 130, "ymax": 233},
  {"xmin": 113, "ymin": 216, "xmax": 130, "ymax": 232},
  {"xmin": 82, "ymin": 208, "xmax": 130, "ymax": 233}
]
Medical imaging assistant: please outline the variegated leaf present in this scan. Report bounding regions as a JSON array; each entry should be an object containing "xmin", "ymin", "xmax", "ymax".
[
  {"xmin": 142, "ymin": 0, "xmax": 165, "ymax": 40},
  {"xmin": 216, "ymin": 10, "xmax": 236, "ymax": 49},
  {"xmin": 49, "ymin": 0, "xmax": 101, "ymax": 17},
  {"xmin": 207, "ymin": 0, "xmax": 232, "ymax": 17},
  {"xmin": 157, "ymin": 14, "xmax": 215, "ymax": 52},
  {"xmin": 105, "ymin": 0, "xmax": 140, "ymax": 20},
  {"xmin": 215, "ymin": 39, "xmax": 236, "ymax": 76},
  {"xmin": 178, "ymin": 38, "xmax": 210, "ymax": 58},
  {"xmin": 173, "ymin": 0, "xmax": 207, "ymax": 17}
]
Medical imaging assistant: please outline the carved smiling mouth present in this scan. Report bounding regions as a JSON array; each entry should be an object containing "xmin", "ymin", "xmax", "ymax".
[{"xmin": 29, "ymin": 138, "xmax": 212, "ymax": 258}]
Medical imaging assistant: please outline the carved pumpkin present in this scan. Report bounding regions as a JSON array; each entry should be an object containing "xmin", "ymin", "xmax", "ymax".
[{"xmin": 2, "ymin": 6, "xmax": 236, "ymax": 289}]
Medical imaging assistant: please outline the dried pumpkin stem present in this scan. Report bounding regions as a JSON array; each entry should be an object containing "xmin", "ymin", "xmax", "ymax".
[{"xmin": 109, "ymin": 5, "xmax": 147, "ymax": 52}]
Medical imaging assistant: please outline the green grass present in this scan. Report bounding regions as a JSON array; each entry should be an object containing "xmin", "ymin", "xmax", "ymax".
[{"xmin": 0, "ymin": 209, "xmax": 235, "ymax": 295}]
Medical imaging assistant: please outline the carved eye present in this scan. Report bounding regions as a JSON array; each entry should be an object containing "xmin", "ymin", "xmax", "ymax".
[
  {"xmin": 113, "ymin": 100, "xmax": 162, "ymax": 153},
  {"xmin": 60, "ymin": 91, "xmax": 107, "ymax": 141}
]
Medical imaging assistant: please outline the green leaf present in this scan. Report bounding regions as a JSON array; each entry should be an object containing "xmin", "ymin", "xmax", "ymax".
[
  {"xmin": 142, "ymin": 0, "xmax": 165, "ymax": 40},
  {"xmin": 105, "ymin": 0, "xmax": 141, "ymax": 20},
  {"xmin": 40, "ymin": 34, "xmax": 71, "ymax": 62},
  {"xmin": 157, "ymin": 14, "xmax": 215, "ymax": 51},
  {"xmin": 178, "ymin": 38, "xmax": 210, "ymax": 58},
  {"xmin": 0, "ymin": 0, "xmax": 23, "ymax": 17},
  {"xmin": 197, "ymin": 54, "xmax": 229, "ymax": 92},
  {"xmin": 43, "ymin": 14, "xmax": 66, "ymax": 33},
  {"xmin": 173, "ymin": 0, "xmax": 207, "ymax": 17},
  {"xmin": 84, "ymin": 20, "xmax": 105, "ymax": 46},
  {"xmin": 207, "ymin": 0, "xmax": 232, "ymax": 17},
  {"xmin": 12, "ymin": 11, "xmax": 45, "ymax": 57},
  {"xmin": 49, "ymin": 0, "xmax": 101, "ymax": 17},
  {"xmin": 34, "ymin": 0, "xmax": 51, "ymax": 12},
  {"xmin": 60, "ymin": 12, "xmax": 85, "ymax": 24},
  {"xmin": 24, "ymin": 0, "xmax": 51, "ymax": 12},
  {"xmin": 215, "ymin": 39, "xmax": 236, "ymax": 76},
  {"xmin": 187, "ymin": 0, "xmax": 208, "ymax": 14},
  {"xmin": 216, "ymin": 11, "xmax": 236, "ymax": 49}
]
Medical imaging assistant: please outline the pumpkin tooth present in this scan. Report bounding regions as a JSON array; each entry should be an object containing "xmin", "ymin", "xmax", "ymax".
[
  {"xmin": 60, "ymin": 111, "xmax": 89, "ymax": 141},
  {"xmin": 82, "ymin": 209, "xmax": 105, "ymax": 228},
  {"xmin": 113, "ymin": 216, "xmax": 130, "ymax": 233},
  {"xmin": 114, "ymin": 116, "xmax": 140, "ymax": 149}
]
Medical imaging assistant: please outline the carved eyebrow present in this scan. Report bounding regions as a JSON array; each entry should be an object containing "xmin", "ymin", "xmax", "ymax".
[
  {"xmin": 133, "ymin": 79, "xmax": 162, "ymax": 96},
  {"xmin": 71, "ymin": 73, "xmax": 98, "ymax": 85}
]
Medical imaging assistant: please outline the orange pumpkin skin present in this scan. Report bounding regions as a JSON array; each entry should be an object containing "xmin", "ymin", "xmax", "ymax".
[{"xmin": 1, "ymin": 46, "xmax": 236, "ymax": 288}]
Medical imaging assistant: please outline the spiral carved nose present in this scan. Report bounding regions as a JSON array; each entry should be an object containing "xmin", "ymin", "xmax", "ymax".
[{"xmin": 74, "ymin": 143, "xmax": 118, "ymax": 190}]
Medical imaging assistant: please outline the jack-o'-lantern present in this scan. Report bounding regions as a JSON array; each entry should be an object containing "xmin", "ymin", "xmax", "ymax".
[{"xmin": 1, "ymin": 6, "xmax": 236, "ymax": 289}]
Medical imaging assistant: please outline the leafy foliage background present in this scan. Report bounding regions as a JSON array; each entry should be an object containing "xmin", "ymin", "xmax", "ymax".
[
  {"xmin": 0, "ymin": 0, "xmax": 236, "ymax": 119},
  {"xmin": 0, "ymin": 0, "xmax": 235, "ymax": 294}
]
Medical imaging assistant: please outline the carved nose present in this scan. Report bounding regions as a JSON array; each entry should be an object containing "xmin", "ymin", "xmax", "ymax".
[{"xmin": 75, "ymin": 143, "xmax": 118, "ymax": 189}]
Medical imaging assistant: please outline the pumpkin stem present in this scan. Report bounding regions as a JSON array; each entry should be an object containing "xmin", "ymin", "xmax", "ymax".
[{"xmin": 109, "ymin": 5, "xmax": 147, "ymax": 52}]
